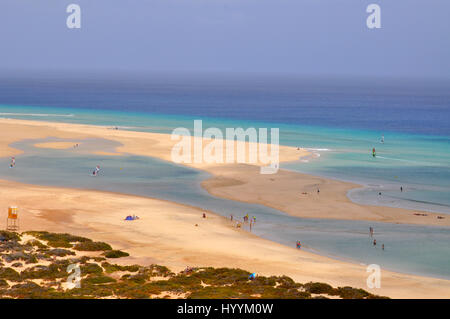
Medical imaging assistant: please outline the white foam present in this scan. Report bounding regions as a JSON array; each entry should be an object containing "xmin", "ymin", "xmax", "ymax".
[
  {"xmin": 376, "ymin": 156, "xmax": 431, "ymax": 165},
  {"xmin": 305, "ymin": 148, "xmax": 331, "ymax": 151}
]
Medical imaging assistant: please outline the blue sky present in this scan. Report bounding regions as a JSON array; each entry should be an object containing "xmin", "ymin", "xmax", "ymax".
[{"xmin": 1, "ymin": 0, "xmax": 449, "ymax": 79}]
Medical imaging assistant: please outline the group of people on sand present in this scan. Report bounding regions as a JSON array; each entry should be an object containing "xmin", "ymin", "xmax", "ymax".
[
  {"xmin": 230, "ymin": 213, "xmax": 257, "ymax": 230},
  {"xmin": 369, "ymin": 227, "xmax": 385, "ymax": 250}
]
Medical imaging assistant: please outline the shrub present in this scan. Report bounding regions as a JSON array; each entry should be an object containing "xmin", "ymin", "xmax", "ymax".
[
  {"xmin": 11, "ymin": 281, "xmax": 41, "ymax": 290},
  {"xmin": 102, "ymin": 250, "xmax": 129, "ymax": 258},
  {"xmin": 47, "ymin": 249, "xmax": 75, "ymax": 257},
  {"xmin": 122, "ymin": 273, "xmax": 149, "ymax": 284},
  {"xmin": 83, "ymin": 275, "xmax": 116, "ymax": 285},
  {"xmin": 101, "ymin": 262, "xmax": 140, "ymax": 273},
  {"xmin": 191, "ymin": 267, "xmax": 250, "ymax": 285},
  {"xmin": 21, "ymin": 264, "xmax": 67, "ymax": 280},
  {"xmin": 188, "ymin": 286, "xmax": 242, "ymax": 299},
  {"xmin": 147, "ymin": 264, "xmax": 173, "ymax": 277},
  {"xmin": 26, "ymin": 240, "xmax": 47, "ymax": 249},
  {"xmin": 80, "ymin": 263, "xmax": 103, "ymax": 275},
  {"xmin": 0, "ymin": 267, "xmax": 21, "ymax": 281},
  {"xmin": 24, "ymin": 231, "xmax": 91, "ymax": 243},
  {"xmin": 337, "ymin": 286, "xmax": 370, "ymax": 299},
  {"xmin": 276, "ymin": 276, "xmax": 301, "ymax": 289},
  {"xmin": 47, "ymin": 241, "xmax": 73, "ymax": 248},
  {"xmin": 25, "ymin": 231, "xmax": 91, "ymax": 249},
  {"xmin": 303, "ymin": 282, "xmax": 335, "ymax": 295},
  {"xmin": 0, "ymin": 231, "xmax": 21, "ymax": 242},
  {"xmin": 74, "ymin": 241, "xmax": 112, "ymax": 251}
]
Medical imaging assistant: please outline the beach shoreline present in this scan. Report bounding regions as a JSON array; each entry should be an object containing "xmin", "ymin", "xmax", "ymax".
[
  {"xmin": 1, "ymin": 178, "xmax": 449, "ymax": 299},
  {"xmin": 1, "ymin": 118, "xmax": 448, "ymax": 228}
]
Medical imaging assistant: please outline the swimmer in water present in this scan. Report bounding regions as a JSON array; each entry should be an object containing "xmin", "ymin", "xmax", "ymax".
[{"xmin": 92, "ymin": 165, "xmax": 100, "ymax": 176}]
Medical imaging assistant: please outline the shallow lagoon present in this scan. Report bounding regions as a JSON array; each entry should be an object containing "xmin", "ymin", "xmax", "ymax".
[{"xmin": 1, "ymin": 137, "xmax": 449, "ymax": 280}]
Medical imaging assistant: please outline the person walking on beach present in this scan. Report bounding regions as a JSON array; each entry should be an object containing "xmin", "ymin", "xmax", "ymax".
[
  {"xmin": 10, "ymin": 157, "xmax": 15, "ymax": 168},
  {"xmin": 369, "ymin": 227, "xmax": 374, "ymax": 237},
  {"xmin": 373, "ymin": 239, "xmax": 377, "ymax": 246},
  {"xmin": 400, "ymin": 186, "xmax": 403, "ymax": 192},
  {"xmin": 296, "ymin": 241, "xmax": 301, "ymax": 249},
  {"xmin": 230, "ymin": 214, "xmax": 233, "ymax": 221},
  {"xmin": 382, "ymin": 244, "xmax": 385, "ymax": 251}
]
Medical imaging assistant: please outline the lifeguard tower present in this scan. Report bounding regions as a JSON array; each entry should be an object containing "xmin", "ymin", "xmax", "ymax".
[{"xmin": 6, "ymin": 206, "xmax": 19, "ymax": 231}]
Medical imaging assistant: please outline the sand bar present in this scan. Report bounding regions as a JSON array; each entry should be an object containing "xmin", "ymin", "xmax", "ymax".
[{"xmin": 1, "ymin": 118, "xmax": 448, "ymax": 227}]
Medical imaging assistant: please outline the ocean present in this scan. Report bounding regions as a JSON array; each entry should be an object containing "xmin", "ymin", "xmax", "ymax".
[{"xmin": 0, "ymin": 74, "xmax": 449, "ymax": 278}]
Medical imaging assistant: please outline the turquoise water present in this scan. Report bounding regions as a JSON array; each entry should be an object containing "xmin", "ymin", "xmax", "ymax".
[
  {"xmin": 0, "ymin": 137, "xmax": 449, "ymax": 280},
  {"xmin": 1, "ymin": 104, "xmax": 449, "ymax": 214}
]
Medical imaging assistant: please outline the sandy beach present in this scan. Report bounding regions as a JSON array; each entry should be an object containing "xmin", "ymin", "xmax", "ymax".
[
  {"xmin": 2, "ymin": 179, "xmax": 450, "ymax": 299},
  {"xmin": 2, "ymin": 118, "xmax": 448, "ymax": 227},
  {"xmin": 0, "ymin": 118, "xmax": 449, "ymax": 298}
]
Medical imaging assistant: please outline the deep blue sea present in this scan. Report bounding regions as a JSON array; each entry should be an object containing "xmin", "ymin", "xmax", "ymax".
[
  {"xmin": 1, "ymin": 75, "xmax": 449, "ymax": 135},
  {"xmin": 0, "ymin": 74, "xmax": 449, "ymax": 278}
]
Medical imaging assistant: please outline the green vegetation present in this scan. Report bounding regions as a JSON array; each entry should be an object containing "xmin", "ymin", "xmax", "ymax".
[
  {"xmin": 26, "ymin": 240, "xmax": 47, "ymax": 249},
  {"xmin": 303, "ymin": 282, "xmax": 335, "ymax": 295},
  {"xmin": 24, "ymin": 231, "xmax": 91, "ymax": 243},
  {"xmin": 24, "ymin": 231, "xmax": 90, "ymax": 248},
  {"xmin": 74, "ymin": 241, "xmax": 112, "ymax": 251},
  {"xmin": 0, "ymin": 267, "xmax": 21, "ymax": 281},
  {"xmin": 0, "ymin": 231, "xmax": 21, "ymax": 242},
  {"xmin": 83, "ymin": 275, "xmax": 116, "ymax": 285},
  {"xmin": 101, "ymin": 262, "xmax": 140, "ymax": 273},
  {"xmin": 47, "ymin": 249, "xmax": 75, "ymax": 257},
  {"xmin": 0, "ymin": 231, "xmax": 389, "ymax": 299},
  {"xmin": 102, "ymin": 250, "xmax": 129, "ymax": 258}
]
